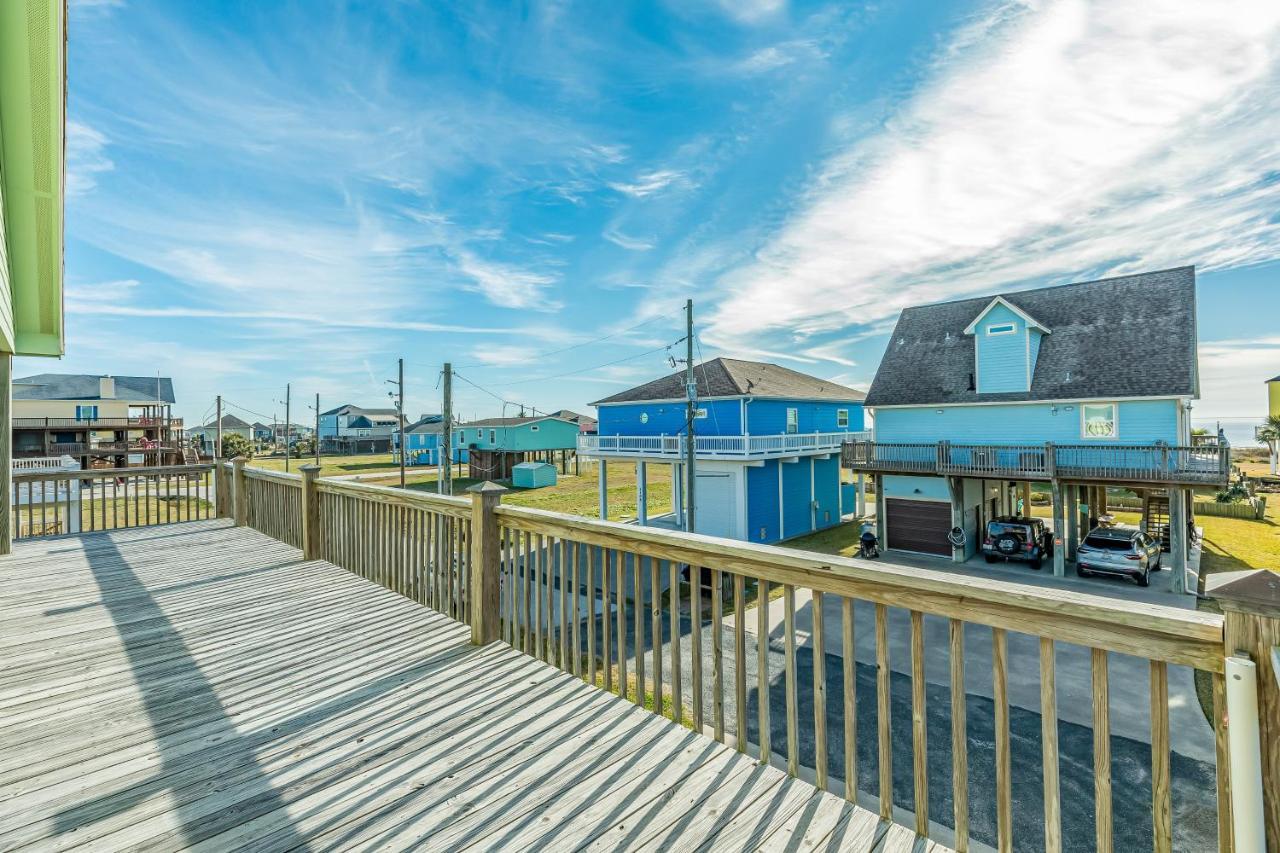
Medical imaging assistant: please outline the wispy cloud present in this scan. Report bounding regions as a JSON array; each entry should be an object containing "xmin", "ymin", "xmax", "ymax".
[
  {"xmin": 453, "ymin": 251, "xmax": 560, "ymax": 310},
  {"xmin": 602, "ymin": 227, "xmax": 656, "ymax": 251},
  {"xmin": 608, "ymin": 169, "xmax": 687, "ymax": 198},
  {"xmin": 707, "ymin": 0, "xmax": 1280, "ymax": 341},
  {"xmin": 66, "ymin": 121, "xmax": 114, "ymax": 195}
]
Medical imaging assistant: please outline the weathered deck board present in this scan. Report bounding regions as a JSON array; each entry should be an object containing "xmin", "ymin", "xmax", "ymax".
[{"xmin": 0, "ymin": 521, "xmax": 941, "ymax": 852}]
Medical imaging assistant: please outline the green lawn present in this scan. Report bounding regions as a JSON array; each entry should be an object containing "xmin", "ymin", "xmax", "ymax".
[
  {"xmin": 370, "ymin": 461, "xmax": 675, "ymax": 520},
  {"xmin": 249, "ymin": 452, "xmax": 401, "ymax": 478}
]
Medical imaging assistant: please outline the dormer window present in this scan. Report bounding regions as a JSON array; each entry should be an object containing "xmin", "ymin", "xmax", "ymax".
[{"xmin": 985, "ymin": 323, "xmax": 1016, "ymax": 336}]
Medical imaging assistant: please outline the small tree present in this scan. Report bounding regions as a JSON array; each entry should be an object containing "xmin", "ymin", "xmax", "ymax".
[
  {"xmin": 293, "ymin": 437, "xmax": 316, "ymax": 458},
  {"xmin": 219, "ymin": 433, "xmax": 253, "ymax": 460},
  {"xmin": 1258, "ymin": 414, "xmax": 1280, "ymax": 475}
]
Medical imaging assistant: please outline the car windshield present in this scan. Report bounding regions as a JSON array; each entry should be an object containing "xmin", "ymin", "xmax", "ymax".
[
  {"xmin": 988, "ymin": 522, "xmax": 1030, "ymax": 536},
  {"xmin": 1083, "ymin": 535, "xmax": 1133, "ymax": 551}
]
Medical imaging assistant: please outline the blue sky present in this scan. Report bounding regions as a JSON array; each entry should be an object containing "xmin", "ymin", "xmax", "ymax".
[{"xmin": 28, "ymin": 0, "xmax": 1280, "ymax": 441}]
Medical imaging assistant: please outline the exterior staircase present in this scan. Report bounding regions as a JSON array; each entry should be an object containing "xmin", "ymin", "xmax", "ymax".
[{"xmin": 1142, "ymin": 491, "xmax": 1170, "ymax": 551}]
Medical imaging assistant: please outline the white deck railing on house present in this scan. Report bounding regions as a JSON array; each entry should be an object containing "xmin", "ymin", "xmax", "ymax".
[{"xmin": 578, "ymin": 430, "xmax": 873, "ymax": 460}]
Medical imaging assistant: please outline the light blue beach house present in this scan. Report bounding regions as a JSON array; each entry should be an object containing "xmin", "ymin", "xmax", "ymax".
[
  {"xmin": 847, "ymin": 266, "xmax": 1228, "ymax": 589},
  {"xmin": 401, "ymin": 415, "xmax": 468, "ymax": 467},
  {"xmin": 578, "ymin": 358, "xmax": 867, "ymax": 544}
]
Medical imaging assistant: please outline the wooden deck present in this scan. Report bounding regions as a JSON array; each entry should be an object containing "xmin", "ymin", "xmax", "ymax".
[{"xmin": 0, "ymin": 520, "xmax": 941, "ymax": 852}]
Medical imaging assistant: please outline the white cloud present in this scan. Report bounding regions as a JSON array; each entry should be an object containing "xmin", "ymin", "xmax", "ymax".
[
  {"xmin": 602, "ymin": 227, "xmax": 656, "ymax": 251},
  {"xmin": 608, "ymin": 169, "xmax": 687, "ymax": 198},
  {"xmin": 66, "ymin": 121, "xmax": 114, "ymax": 195},
  {"xmin": 1196, "ymin": 338, "xmax": 1280, "ymax": 441},
  {"xmin": 453, "ymin": 251, "xmax": 560, "ymax": 310},
  {"xmin": 707, "ymin": 0, "xmax": 1280, "ymax": 343},
  {"xmin": 713, "ymin": 0, "xmax": 786, "ymax": 25},
  {"xmin": 66, "ymin": 279, "xmax": 140, "ymax": 304}
]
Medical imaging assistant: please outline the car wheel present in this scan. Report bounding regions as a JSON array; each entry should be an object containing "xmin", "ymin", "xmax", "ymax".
[
  {"xmin": 1078, "ymin": 567, "xmax": 1091, "ymax": 578},
  {"xmin": 1136, "ymin": 569, "xmax": 1150, "ymax": 587},
  {"xmin": 984, "ymin": 554, "xmax": 998, "ymax": 564}
]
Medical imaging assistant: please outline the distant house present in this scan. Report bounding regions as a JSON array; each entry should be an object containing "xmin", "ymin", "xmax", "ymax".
[
  {"xmin": 319, "ymin": 404, "xmax": 405, "ymax": 454},
  {"xmin": 252, "ymin": 422, "xmax": 274, "ymax": 444},
  {"xmin": 579, "ymin": 358, "xmax": 867, "ymax": 544},
  {"xmin": 401, "ymin": 416, "xmax": 467, "ymax": 467},
  {"xmin": 455, "ymin": 415, "xmax": 581, "ymax": 480},
  {"xmin": 851, "ymin": 266, "xmax": 1226, "ymax": 589},
  {"xmin": 187, "ymin": 414, "xmax": 253, "ymax": 455},
  {"xmin": 13, "ymin": 373, "xmax": 181, "ymax": 468},
  {"xmin": 551, "ymin": 409, "xmax": 597, "ymax": 434}
]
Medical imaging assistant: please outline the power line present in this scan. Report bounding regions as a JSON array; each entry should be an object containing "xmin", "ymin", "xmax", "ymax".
[{"xmin": 220, "ymin": 398, "xmax": 275, "ymax": 421}]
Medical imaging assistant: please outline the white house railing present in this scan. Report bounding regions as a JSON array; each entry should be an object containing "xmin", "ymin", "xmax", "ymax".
[{"xmin": 578, "ymin": 430, "xmax": 872, "ymax": 459}]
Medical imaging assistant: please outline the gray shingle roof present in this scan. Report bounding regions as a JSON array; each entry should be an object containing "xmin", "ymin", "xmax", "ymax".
[
  {"xmin": 593, "ymin": 357, "xmax": 866, "ymax": 406},
  {"xmin": 14, "ymin": 373, "xmax": 176, "ymax": 403},
  {"xmin": 864, "ymin": 266, "xmax": 1200, "ymax": 407},
  {"xmin": 319, "ymin": 404, "xmax": 399, "ymax": 417},
  {"xmin": 196, "ymin": 414, "xmax": 251, "ymax": 430}
]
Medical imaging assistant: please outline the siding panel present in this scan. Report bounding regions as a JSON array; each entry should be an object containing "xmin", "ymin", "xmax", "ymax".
[{"xmin": 875, "ymin": 399, "xmax": 1181, "ymax": 446}]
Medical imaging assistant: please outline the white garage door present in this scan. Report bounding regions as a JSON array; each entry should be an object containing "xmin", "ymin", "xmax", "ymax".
[{"xmin": 694, "ymin": 472, "xmax": 736, "ymax": 539}]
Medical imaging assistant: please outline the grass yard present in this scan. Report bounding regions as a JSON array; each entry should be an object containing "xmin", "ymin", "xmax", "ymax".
[
  {"xmin": 366, "ymin": 460, "xmax": 675, "ymax": 520},
  {"xmin": 250, "ymin": 453, "xmax": 402, "ymax": 478}
]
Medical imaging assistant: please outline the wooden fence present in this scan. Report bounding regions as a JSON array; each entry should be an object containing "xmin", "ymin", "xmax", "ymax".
[
  {"xmin": 221, "ymin": 461, "xmax": 1278, "ymax": 853},
  {"xmin": 11, "ymin": 463, "xmax": 215, "ymax": 539}
]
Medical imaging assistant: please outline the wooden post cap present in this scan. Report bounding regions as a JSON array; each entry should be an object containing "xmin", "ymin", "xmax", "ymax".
[
  {"xmin": 300, "ymin": 464, "xmax": 321, "ymax": 475},
  {"xmin": 467, "ymin": 481, "xmax": 508, "ymax": 496}
]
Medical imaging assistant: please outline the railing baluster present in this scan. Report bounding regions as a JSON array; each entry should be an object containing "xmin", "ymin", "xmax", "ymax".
[
  {"xmin": 1092, "ymin": 647, "xmax": 1112, "ymax": 853},
  {"xmin": 876, "ymin": 602, "xmax": 892, "ymax": 820},
  {"xmin": 1150, "ymin": 660, "xmax": 1171, "ymax": 853},
  {"xmin": 588, "ymin": 544, "xmax": 597, "ymax": 685},
  {"xmin": 651, "ymin": 555, "xmax": 663, "ymax": 716},
  {"xmin": 615, "ymin": 550, "xmax": 627, "ymax": 698},
  {"xmin": 813, "ymin": 589, "xmax": 828, "ymax": 790},
  {"xmin": 670, "ymin": 559, "xmax": 681, "ymax": 724},
  {"xmin": 734, "ymin": 573, "xmax": 746, "ymax": 753},
  {"xmin": 523, "ymin": 531, "xmax": 534, "ymax": 655},
  {"xmin": 1040, "ymin": 637, "xmax": 1059, "ymax": 853},
  {"xmin": 634, "ymin": 554, "xmax": 644, "ymax": 707},
  {"xmin": 785, "ymin": 583, "xmax": 798, "ymax": 776},
  {"xmin": 951, "ymin": 618, "xmax": 969, "ymax": 851},
  {"xmin": 910, "ymin": 609, "xmax": 927, "ymax": 834},
  {"xmin": 561, "ymin": 539, "xmax": 570, "ymax": 670},
  {"xmin": 1212, "ymin": 670, "xmax": 1233, "ymax": 853},
  {"xmin": 843, "ymin": 596, "xmax": 857, "ymax": 803},
  {"xmin": 758, "ymin": 578, "xmax": 771, "ymax": 764},
  {"xmin": 712, "ymin": 568, "xmax": 725, "ymax": 742},
  {"xmin": 602, "ymin": 548, "xmax": 612, "ymax": 691},
  {"xmin": 692, "ymin": 565, "xmax": 703, "ymax": 730},
  {"xmin": 994, "ymin": 627, "xmax": 1012, "ymax": 852},
  {"xmin": 572, "ymin": 541, "xmax": 582, "ymax": 677}
]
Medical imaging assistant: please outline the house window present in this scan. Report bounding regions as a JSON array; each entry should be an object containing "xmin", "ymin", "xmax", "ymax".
[
  {"xmin": 530, "ymin": 425, "xmax": 540, "ymax": 432},
  {"xmin": 75, "ymin": 405, "xmax": 98, "ymax": 420},
  {"xmin": 694, "ymin": 408, "xmax": 707, "ymax": 419},
  {"xmin": 786, "ymin": 408, "xmax": 798, "ymax": 434},
  {"xmin": 836, "ymin": 409, "xmax": 849, "ymax": 428},
  {"xmin": 986, "ymin": 323, "xmax": 1016, "ymax": 336},
  {"xmin": 489, "ymin": 429, "xmax": 496, "ymax": 443},
  {"xmin": 1082, "ymin": 403, "xmax": 1118, "ymax": 439},
  {"xmin": 476, "ymin": 429, "xmax": 482, "ymax": 440}
]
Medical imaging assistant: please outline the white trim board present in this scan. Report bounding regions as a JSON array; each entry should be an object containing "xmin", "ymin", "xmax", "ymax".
[{"xmin": 962, "ymin": 295, "xmax": 1051, "ymax": 335}]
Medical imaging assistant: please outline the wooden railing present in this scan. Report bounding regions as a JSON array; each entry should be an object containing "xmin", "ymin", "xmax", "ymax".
[
  {"xmin": 843, "ymin": 439, "xmax": 1230, "ymax": 485},
  {"xmin": 12, "ymin": 416, "xmax": 178, "ymax": 429},
  {"xmin": 220, "ymin": 459, "xmax": 1266, "ymax": 852},
  {"xmin": 580, "ymin": 430, "xmax": 872, "ymax": 459},
  {"xmin": 11, "ymin": 463, "xmax": 215, "ymax": 539}
]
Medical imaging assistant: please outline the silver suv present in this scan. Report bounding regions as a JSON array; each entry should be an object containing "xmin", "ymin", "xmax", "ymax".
[{"xmin": 1076, "ymin": 527, "xmax": 1162, "ymax": 586}]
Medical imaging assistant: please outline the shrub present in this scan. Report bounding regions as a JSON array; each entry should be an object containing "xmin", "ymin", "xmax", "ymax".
[{"xmin": 219, "ymin": 433, "xmax": 253, "ymax": 460}]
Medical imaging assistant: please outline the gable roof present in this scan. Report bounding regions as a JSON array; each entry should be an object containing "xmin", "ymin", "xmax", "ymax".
[
  {"xmin": 961, "ymin": 296, "xmax": 1050, "ymax": 335},
  {"xmin": 405, "ymin": 416, "xmax": 445, "ymax": 434},
  {"xmin": 14, "ymin": 373, "xmax": 176, "ymax": 404},
  {"xmin": 320, "ymin": 403, "xmax": 399, "ymax": 417},
  {"xmin": 865, "ymin": 266, "xmax": 1200, "ymax": 407},
  {"xmin": 196, "ymin": 414, "xmax": 251, "ymax": 430},
  {"xmin": 593, "ymin": 357, "xmax": 866, "ymax": 406}
]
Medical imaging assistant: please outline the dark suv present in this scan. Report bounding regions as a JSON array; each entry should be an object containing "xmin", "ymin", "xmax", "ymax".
[{"xmin": 982, "ymin": 516, "xmax": 1053, "ymax": 570}]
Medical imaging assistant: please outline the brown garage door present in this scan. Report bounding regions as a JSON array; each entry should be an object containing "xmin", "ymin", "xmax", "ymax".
[{"xmin": 886, "ymin": 498, "xmax": 951, "ymax": 556}]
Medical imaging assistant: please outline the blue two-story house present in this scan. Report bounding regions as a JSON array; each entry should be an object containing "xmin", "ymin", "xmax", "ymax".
[
  {"xmin": 850, "ymin": 266, "xmax": 1228, "ymax": 589},
  {"xmin": 401, "ymin": 415, "xmax": 468, "ymax": 467},
  {"xmin": 580, "ymin": 358, "xmax": 867, "ymax": 544}
]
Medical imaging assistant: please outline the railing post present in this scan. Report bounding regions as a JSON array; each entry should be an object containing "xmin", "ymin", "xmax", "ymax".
[
  {"xmin": 1044, "ymin": 442, "xmax": 1056, "ymax": 479},
  {"xmin": 1212, "ymin": 571, "xmax": 1280, "ymax": 850},
  {"xmin": 937, "ymin": 440, "xmax": 950, "ymax": 474},
  {"xmin": 300, "ymin": 464, "xmax": 321, "ymax": 560},
  {"xmin": 231, "ymin": 456, "xmax": 248, "ymax": 527},
  {"xmin": 214, "ymin": 461, "xmax": 230, "ymax": 519},
  {"xmin": 467, "ymin": 481, "xmax": 507, "ymax": 645}
]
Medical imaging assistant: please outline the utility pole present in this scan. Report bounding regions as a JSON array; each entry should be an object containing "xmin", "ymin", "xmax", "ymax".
[
  {"xmin": 397, "ymin": 358, "xmax": 406, "ymax": 488},
  {"xmin": 685, "ymin": 298, "xmax": 696, "ymax": 534},
  {"xmin": 284, "ymin": 383, "xmax": 292, "ymax": 472},
  {"xmin": 442, "ymin": 363, "xmax": 453, "ymax": 495},
  {"xmin": 313, "ymin": 393, "xmax": 320, "ymax": 465},
  {"xmin": 215, "ymin": 395, "xmax": 223, "ymax": 459}
]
